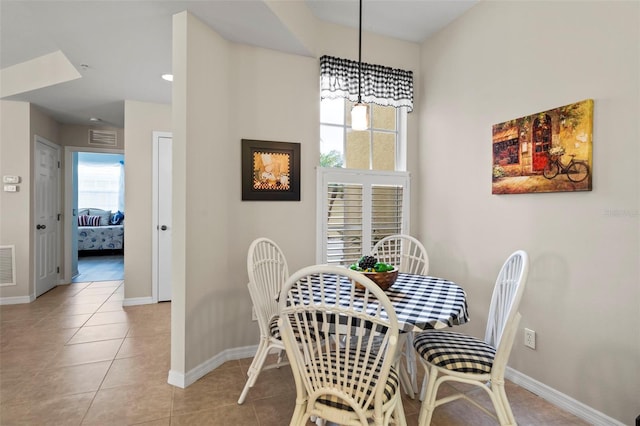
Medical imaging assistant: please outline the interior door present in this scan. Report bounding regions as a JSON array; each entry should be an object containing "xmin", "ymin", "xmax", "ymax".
[
  {"xmin": 153, "ymin": 132, "xmax": 172, "ymax": 302},
  {"xmin": 35, "ymin": 137, "xmax": 60, "ymax": 297}
]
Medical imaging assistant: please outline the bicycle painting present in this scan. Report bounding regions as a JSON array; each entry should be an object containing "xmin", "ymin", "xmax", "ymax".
[{"xmin": 491, "ymin": 99, "xmax": 593, "ymax": 194}]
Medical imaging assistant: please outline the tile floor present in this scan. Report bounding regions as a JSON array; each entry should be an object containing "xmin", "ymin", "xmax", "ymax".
[
  {"xmin": 0, "ymin": 280, "xmax": 590, "ymax": 425},
  {"xmin": 72, "ymin": 253, "xmax": 124, "ymax": 283}
]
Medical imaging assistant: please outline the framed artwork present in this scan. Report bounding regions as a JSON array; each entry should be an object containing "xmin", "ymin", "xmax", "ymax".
[
  {"xmin": 491, "ymin": 99, "xmax": 593, "ymax": 194},
  {"xmin": 241, "ymin": 139, "xmax": 301, "ymax": 201}
]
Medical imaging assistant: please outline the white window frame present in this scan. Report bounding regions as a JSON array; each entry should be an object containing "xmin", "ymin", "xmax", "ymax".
[
  {"xmin": 320, "ymin": 99, "xmax": 408, "ymax": 172},
  {"xmin": 316, "ymin": 167, "xmax": 411, "ymax": 264}
]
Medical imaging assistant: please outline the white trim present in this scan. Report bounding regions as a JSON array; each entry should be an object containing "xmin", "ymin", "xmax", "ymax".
[
  {"xmin": 505, "ymin": 367, "xmax": 625, "ymax": 426},
  {"xmin": 168, "ymin": 345, "xmax": 258, "ymax": 389},
  {"xmin": 396, "ymin": 106, "xmax": 408, "ymax": 171},
  {"xmin": 63, "ymin": 145, "xmax": 124, "ymax": 284},
  {"xmin": 122, "ymin": 297, "xmax": 154, "ymax": 306},
  {"xmin": 0, "ymin": 294, "xmax": 36, "ymax": 305}
]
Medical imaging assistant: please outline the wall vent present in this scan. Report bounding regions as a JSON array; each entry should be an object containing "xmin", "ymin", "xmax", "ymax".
[
  {"xmin": 88, "ymin": 129, "xmax": 117, "ymax": 146},
  {"xmin": 0, "ymin": 245, "xmax": 16, "ymax": 286}
]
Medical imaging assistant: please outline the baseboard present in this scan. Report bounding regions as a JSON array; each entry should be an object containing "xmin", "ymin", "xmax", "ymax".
[
  {"xmin": 167, "ymin": 345, "xmax": 258, "ymax": 389},
  {"xmin": 122, "ymin": 297, "xmax": 154, "ymax": 306},
  {"xmin": 506, "ymin": 367, "xmax": 624, "ymax": 426},
  {"xmin": 0, "ymin": 294, "xmax": 35, "ymax": 305}
]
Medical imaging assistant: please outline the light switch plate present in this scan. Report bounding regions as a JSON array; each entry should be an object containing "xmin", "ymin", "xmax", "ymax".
[
  {"xmin": 2, "ymin": 176, "xmax": 20, "ymax": 184},
  {"xmin": 4, "ymin": 185, "xmax": 18, "ymax": 192}
]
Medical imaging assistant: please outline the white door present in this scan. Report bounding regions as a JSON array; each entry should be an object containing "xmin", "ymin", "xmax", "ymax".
[
  {"xmin": 153, "ymin": 132, "xmax": 172, "ymax": 302},
  {"xmin": 35, "ymin": 137, "xmax": 60, "ymax": 297}
]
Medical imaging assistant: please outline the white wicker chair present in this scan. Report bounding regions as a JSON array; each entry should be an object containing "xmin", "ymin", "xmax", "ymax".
[
  {"xmin": 279, "ymin": 265, "xmax": 407, "ymax": 426},
  {"xmin": 238, "ymin": 237, "xmax": 290, "ymax": 405},
  {"xmin": 371, "ymin": 234, "xmax": 429, "ymax": 397},
  {"xmin": 372, "ymin": 235, "xmax": 429, "ymax": 276},
  {"xmin": 413, "ymin": 250, "xmax": 529, "ymax": 425}
]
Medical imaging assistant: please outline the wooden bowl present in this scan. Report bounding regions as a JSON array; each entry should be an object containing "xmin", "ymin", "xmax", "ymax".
[{"xmin": 354, "ymin": 268, "xmax": 399, "ymax": 291}]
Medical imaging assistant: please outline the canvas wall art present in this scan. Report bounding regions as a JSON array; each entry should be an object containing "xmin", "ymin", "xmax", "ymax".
[{"xmin": 492, "ymin": 99, "xmax": 593, "ymax": 194}]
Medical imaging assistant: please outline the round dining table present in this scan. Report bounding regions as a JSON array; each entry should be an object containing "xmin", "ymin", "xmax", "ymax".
[{"xmin": 286, "ymin": 271, "xmax": 470, "ymax": 399}]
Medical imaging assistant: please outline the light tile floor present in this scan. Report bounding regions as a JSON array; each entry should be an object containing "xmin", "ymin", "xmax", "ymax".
[
  {"xmin": 0, "ymin": 281, "xmax": 590, "ymax": 425},
  {"xmin": 72, "ymin": 254, "xmax": 124, "ymax": 283}
]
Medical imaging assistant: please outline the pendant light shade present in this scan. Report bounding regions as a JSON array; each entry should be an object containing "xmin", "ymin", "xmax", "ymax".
[
  {"xmin": 351, "ymin": 0, "xmax": 368, "ymax": 131},
  {"xmin": 351, "ymin": 103, "xmax": 369, "ymax": 131}
]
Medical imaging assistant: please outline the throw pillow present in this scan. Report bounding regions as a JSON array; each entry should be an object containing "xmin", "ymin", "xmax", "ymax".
[
  {"xmin": 110, "ymin": 211, "xmax": 124, "ymax": 225},
  {"xmin": 92, "ymin": 209, "xmax": 112, "ymax": 226},
  {"xmin": 78, "ymin": 215, "xmax": 101, "ymax": 226}
]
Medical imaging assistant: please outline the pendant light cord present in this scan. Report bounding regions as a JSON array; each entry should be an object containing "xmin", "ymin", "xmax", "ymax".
[{"xmin": 357, "ymin": 0, "xmax": 363, "ymax": 104}]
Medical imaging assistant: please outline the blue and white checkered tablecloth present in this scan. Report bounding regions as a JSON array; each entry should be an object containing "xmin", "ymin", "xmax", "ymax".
[{"xmin": 293, "ymin": 272, "xmax": 469, "ymax": 333}]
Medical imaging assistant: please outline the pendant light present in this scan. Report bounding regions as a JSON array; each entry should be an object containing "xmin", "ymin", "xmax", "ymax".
[{"xmin": 351, "ymin": 0, "xmax": 369, "ymax": 131}]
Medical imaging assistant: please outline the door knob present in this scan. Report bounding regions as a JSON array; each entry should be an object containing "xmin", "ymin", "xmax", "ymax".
[
  {"xmin": 36, "ymin": 224, "xmax": 46, "ymax": 230},
  {"xmin": 160, "ymin": 225, "xmax": 167, "ymax": 231}
]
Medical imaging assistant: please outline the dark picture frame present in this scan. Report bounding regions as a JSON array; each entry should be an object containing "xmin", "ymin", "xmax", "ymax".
[{"xmin": 241, "ymin": 139, "xmax": 301, "ymax": 201}]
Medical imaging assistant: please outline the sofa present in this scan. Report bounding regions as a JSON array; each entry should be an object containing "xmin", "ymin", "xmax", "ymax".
[{"xmin": 77, "ymin": 208, "xmax": 124, "ymax": 251}]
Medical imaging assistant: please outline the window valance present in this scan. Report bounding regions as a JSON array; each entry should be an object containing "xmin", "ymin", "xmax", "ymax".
[{"xmin": 320, "ymin": 55, "xmax": 413, "ymax": 112}]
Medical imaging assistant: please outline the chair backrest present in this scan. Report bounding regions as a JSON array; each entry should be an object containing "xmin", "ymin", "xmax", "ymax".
[
  {"xmin": 247, "ymin": 237, "xmax": 289, "ymax": 337},
  {"xmin": 371, "ymin": 234, "xmax": 429, "ymax": 275},
  {"xmin": 279, "ymin": 265, "xmax": 399, "ymax": 424},
  {"xmin": 484, "ymin": 250, "xmax": 529, "ymax": 376}
]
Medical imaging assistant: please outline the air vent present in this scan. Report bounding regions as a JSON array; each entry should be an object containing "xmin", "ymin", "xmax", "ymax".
[
  {"xmin": 0, "ymin": 245, "xmax": 16, "ymax": 286},
  {"xmin": 88, "ymin": 129, "xmax": 117, "ymax": 146}
]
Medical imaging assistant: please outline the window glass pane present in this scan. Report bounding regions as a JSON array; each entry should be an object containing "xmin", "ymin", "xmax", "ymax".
[
  {"xmin": 320, "ymin": 98, "xmax": 345, "ymax": 125},
  {"xmin": 372, "ymin": 132, "xmax": 396, "ymax": 171},
  {"xmin": 78, "ymin": 164, "xmax": 121, "ymax": 211},
  {"xmin": 320, "ymin": 98, "xmax": 401, "ymax": 171},
  {"xmin": 320, "ymin": 125, "xmax": 345, "ymax": 167},
  {"xmin": 372, "ymin": 104, "xmax": 395, "ymax": 131},
  {"xmin": 345, "ymin": 130, "xmax": 370, "ymax": 170}
]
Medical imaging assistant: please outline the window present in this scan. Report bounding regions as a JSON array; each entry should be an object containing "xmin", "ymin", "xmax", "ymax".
[
  {"xmin": 318, "ymin": 55, "xmax": 413, "ymax": 265},
  {"xmin": 320, "ymin": 98, "xmax": 406, "ymax": 171},
  {"xmin": 78, "ymin": 163, "xmax": 123, "ymax": 212},
  {"xmin": 317, "ymin": 169, "xmax": 410, "ymax": 265}
]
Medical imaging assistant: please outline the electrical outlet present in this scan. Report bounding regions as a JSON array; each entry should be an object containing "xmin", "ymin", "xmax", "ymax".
[
  {"xmin": 524, "ymin": 328, "xmax": 536, "ymax": 349},
  {"xmin": 251, "ymin": 307, "xmax": 257, "ymax": 321}
]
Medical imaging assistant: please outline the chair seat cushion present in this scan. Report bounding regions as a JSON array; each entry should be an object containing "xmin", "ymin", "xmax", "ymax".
[
  {"xmin": 269, "ymin": 315, "xmax": 318, "ymax": 342},
  {"xmin": 413, "ymin": 330, "xmax": 496, "ymax": 374},
  {"xmin": 269, "ymin": 315, "xmax": 284, "ymax": 340},
  {"xmin": 311, "ymin": 351, "xmax": 399, "ymax": 412}
]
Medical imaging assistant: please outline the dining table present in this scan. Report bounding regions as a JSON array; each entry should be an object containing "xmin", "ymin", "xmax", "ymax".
[{"xmin": 289, "ymin": 271, "xmax": 470, "ymax": 398}]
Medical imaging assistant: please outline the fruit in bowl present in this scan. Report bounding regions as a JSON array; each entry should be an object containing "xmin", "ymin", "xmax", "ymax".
[{"xmin": 349, "ymin": 256, "xmax": 398, "ymax": 290}]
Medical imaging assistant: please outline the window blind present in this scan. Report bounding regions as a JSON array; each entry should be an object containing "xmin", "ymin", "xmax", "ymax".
[{"xmin": 317, "ymin": 168, "xmax": 410, "ymax": 266}]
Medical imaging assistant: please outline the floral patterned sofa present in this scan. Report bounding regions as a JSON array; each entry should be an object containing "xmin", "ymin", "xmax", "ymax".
[{"xmin": 77, "ymin": 208, "xmax": 124, "ymax": 251}]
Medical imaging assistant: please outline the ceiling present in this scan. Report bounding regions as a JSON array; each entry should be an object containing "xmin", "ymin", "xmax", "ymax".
[{"xmin": 0, "ymin": 0, "xmax": 477, "ymax": 128}]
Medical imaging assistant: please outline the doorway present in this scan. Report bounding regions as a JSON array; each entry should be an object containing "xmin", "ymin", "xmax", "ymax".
[
  {"xmin": 35, "ymin": 136, "xmax": 61, "ymax": 297},
  {"xmin": 64, "ymin": 147, "xmax": 124, "ymax": 284},
  {"xmin": 152, "ymin": 131, "xmax": 172, "ymax": 302}
]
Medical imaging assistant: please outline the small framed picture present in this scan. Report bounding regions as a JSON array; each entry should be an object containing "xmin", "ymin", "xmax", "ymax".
[{"xmin": 241, "ymin": 139, "xmax": 301, "ymax": 201}]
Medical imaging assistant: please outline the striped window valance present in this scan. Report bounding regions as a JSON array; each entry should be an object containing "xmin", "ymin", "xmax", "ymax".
[{"xmin": 320, "ymin": 55, "xmax": 413, "ymax": 112}]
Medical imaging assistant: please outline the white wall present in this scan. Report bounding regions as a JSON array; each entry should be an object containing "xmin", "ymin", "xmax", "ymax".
[
  {"xmin": 169, "ymin": 11, "xmax": 422, "ymax": 379},
  {"xmin": 417, "ymin": 1, "xmax": 639, "ymax": 424},
  {"xmin": 0, "ymin": 103, "xmax": 60, "ymax": 300},
  {"xmin": 123, "ymin": 100, "xmax": 171, "ymax": 300},
  {"xmin": 0, "ymin": 101, "xmax": 31, "ymax": 299}
]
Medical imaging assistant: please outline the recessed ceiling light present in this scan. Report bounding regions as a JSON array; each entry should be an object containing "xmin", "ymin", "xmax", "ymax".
[
  {"xmin": 161, "ymin": 74, "xmax": 173, "ymax": 82},
  {"xmin": 89, "ymin": 117, "xmax": 102, "ymax": 122}
]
